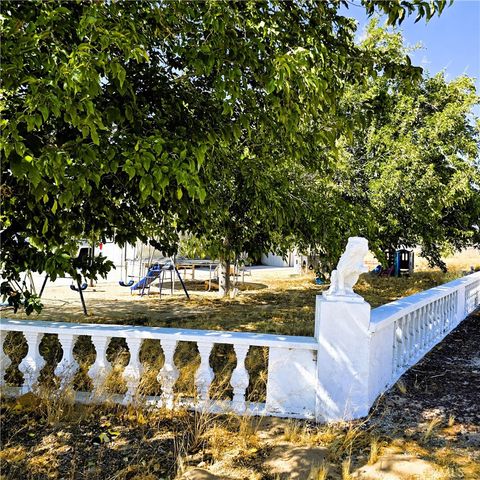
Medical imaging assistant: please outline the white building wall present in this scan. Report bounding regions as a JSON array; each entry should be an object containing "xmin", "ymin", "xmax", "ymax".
[
  {"xmin": 261, "ymin": 253, "xmax": 289, "ymax": 267},
  {"xmin": 98, "ymin": 242, "xmax": 137, "ymax": 283}
]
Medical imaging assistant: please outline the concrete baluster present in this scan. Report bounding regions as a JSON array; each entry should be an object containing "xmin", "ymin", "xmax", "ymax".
[
  {"xmin": 55, "ymin": 334, "xmax": 79, "ymax": 388},
  {"xmin": 123, "ymin": 337, "xmax": 144, "ymax": 404},
  {"xmin": 393, "ymin": 320, "xmax": 403, "ymax": 374},
  {"xmin": 157, "ymin": 339, "xmax": 178, "ymax": 408},
  {"xmin": 195, "ymin": 342, "xmax": 214, "ymax": 401},
  {"xmin": 230, "ymin": 344, "xmax": 250, "ymax": 412},
  {"xmin": 18, "ymin": 332, "xmax": 45, "ymax": 394},
  {"xmin": 88, "ymin": 336, "xmax": 112, "ymax": 397},
  {"xmin": 413, "ymin": 308, "xmax": 421, "ymax": 356}
]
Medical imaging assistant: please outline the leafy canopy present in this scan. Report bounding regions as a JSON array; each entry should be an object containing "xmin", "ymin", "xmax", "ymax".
[{"xmin": 1, "ymin": 0, "xmax": 455, "ymax": 304}]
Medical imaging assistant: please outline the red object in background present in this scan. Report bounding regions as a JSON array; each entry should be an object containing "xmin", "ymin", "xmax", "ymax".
[{"xmin": 98, "ymin": 243, "xmax": 103, "ymax": 251}]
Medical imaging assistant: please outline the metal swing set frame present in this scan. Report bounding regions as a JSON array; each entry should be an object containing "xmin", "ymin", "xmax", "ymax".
[{"xmin": 118, "ymin": 243, "xmax": 189, "ymax": 299}]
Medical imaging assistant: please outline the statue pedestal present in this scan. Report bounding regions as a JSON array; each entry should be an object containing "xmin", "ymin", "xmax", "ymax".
[
  {"xmin": 322, "ymin": 291, "xmax": 366, "ymax": 304},
  {"xmin": 314, "ymin": 294, "xmax": 371, "ymax": 422}
]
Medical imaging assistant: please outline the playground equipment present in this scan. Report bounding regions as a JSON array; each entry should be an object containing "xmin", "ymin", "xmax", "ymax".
[
  {"xmin": 68, "ymin": 277, "xmax": 88, "ymax": 314},
  {"xmin": 37, "ymin": 242, "xmax": 93, "ymax": 315},
  {"xmin": 38, "ymin": 273, "xmax": 89, "ymax": 315},
  {"xmin": 179, "ymin": 259, "xmax": 244, "ymax": 292},
  {"xmin": 70, "ymin": 281, "xmax": 88, "ymax": 291},
  {"xmin": 373, "ymin": 249, "xmax": 415, "ymax": 277},
  {"xmin": 131, "ymin": 260, "xmax": 189, "ymax": 299},
  {"xmin": 131, "ymin": 263, "xmax": 162, "ymax": 293},
  {"xmin": 394, "ymin": 249, "xmax": 414, "ymax": 276},
  {"xmin": 118, "ymin": 241, "xmax": 158, "ymax": 289},
  {"xmin": 384, "ymin": 248, "xmax": 414, "ymax": 277},
  {"xmin": 175, "ymin": 259, "xmax": 219, "ymax": 290},
  {"xmin": 117, "ymin": 238, "xmax": 190, "ymax": 299},
  {"xmin": 119, "ymin": 243, "xmax": 135, "ymax": 287}
]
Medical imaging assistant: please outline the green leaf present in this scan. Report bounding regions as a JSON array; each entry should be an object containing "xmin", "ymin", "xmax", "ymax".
[
  {"xmin": 42, "ymin": 218, "xmax": 48, "ymax": 235},
  {"xmin": 265, "ymin": 78, "xmax": 276, "ymax": 94},
  {"xmin": 125, "ymin": 105, "xmax": 133, "ymax": 122},
  {"xmin": 139, "ymin": 175, "xmax": 152, "ymax": 200},
  {"xmin": 195, "ymin": 145, "xmax": 208, "ymax": 166},
  {"xmin": 29, "ymin": 166, "xmax": 41, "ymax": 187},
  {"xmin": 117, "ymin": 65, "xmax": 126, "ymax": 88},
  {"xmin": 124, "ymin": 162, "xmax": 135, "ymax": 181},
  {"xmin": 38, "ymin": 106, "xmax": 49, "ymax": 122},
  {"xmin": 143, "ymin": 152, "xmax": 155, "ymax": 171},
  {"xmin": 90, "ymin": 127, "xmax": 99, "ymax": 145},
  {"xmin": 94, "ymin": 432, "xmax": 110, "ymax": 444}
]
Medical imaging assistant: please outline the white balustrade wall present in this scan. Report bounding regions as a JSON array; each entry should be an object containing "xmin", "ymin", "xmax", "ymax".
[
  {"xmin": 1, "ymin": 271, "xmax": 479, "ymax": 422},
  {"xmin": 0, "ymin": 320, "xmax": 318, "ymax": 419},
  {"xmin": 368, "ymin": 271, "xmax": 480, "ymax": 409}
]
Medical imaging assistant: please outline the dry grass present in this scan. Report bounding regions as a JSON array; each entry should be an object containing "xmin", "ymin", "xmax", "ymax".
[
  {"xmin": 310, "ymin": 462, "xmax": 329, "ymax": 480},
  {"xmin": 415, "ymin": 247, "xmax": 480, "ymax": 272},
  {"xmin": 368, "ymin": 436, "xmax": 380, "ymax": 465},
  {"xmin": 423, "ymin": 417, "xmax": 443, "ymax": 443},
  {"xmin": 341, "ymin": 457, "xmax": 352, "ymax": 480},
  {"xmin": 1, "ymin": 365, "xmax": 478, "ymax": 480}
]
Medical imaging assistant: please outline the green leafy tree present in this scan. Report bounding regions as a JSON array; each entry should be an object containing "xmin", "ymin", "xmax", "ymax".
[
  {"xmin": 336, "ymin": 23, "xmax": 480, "ymax": 270},
  {"xmin": 1, "ymin": 1, "xmax": 451, "ymax": 306},
  {"xmin": 1, "ymin": 2, "xmax": 203, "ymax": 297}
]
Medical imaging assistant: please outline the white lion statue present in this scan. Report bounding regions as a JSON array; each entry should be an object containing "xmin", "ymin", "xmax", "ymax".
[{"xmin": 324, "ymin": 237, "xmax": 369, "ymax": 301}]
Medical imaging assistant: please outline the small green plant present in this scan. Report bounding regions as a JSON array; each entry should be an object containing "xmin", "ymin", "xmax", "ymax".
[{"xmin": 396, "ymin": 379, "xmax": 407, "ymax": 394}]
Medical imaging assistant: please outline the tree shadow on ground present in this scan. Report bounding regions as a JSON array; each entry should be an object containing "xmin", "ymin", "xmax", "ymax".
[{"xmin": 360, "ymin": 309, "xmax": 480, "ymax": 479}]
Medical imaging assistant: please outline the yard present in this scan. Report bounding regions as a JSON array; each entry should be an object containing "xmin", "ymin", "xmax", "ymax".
[
  {"xmin": 12, "ymin": 267, "xmax": 469, "ymax": 335},
  {"xmin": 1, "ymin": 265, "xmax": 479, "ymax": 479},
  {"xmin": 3, "ymin": 1, "xmax": 479, "ymax": 479}
]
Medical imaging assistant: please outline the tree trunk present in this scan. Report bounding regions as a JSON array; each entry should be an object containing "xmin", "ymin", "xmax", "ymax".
[
  {"xmin": 89, "ymin": 242, "xmax": 95, "ymax": 287},
  {"xmin": 218, "ymin": 257, "xmax": 231, "ymax": 297}
]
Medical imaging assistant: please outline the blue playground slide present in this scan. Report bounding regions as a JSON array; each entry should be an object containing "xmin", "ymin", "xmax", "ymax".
[{"xmin": 131, "ymin": 264, "xmax": 162, "ymax": 291}]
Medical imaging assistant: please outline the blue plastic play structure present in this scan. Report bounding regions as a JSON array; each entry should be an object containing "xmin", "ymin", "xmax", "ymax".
[
  {"xmin": 130, "ymin": 262, "xmax": 190, "ymax": 299},
  {"xmin": 131, "ymin": 264, "xmax": 162, "ymax": 292}
]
